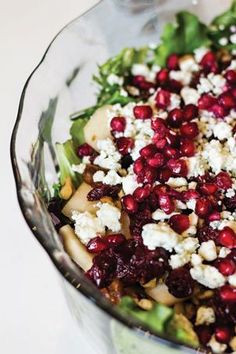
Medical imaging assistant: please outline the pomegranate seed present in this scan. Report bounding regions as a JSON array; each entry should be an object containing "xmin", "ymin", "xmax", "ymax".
[
  {"xmin": 133, "ymin": 185, "xmax": 151, "ymax": 202},
  {"xmin": 122, "ymin": 195, "xmax": 138, "ymax": 214},
  {"xmin": 87, "ymin": 236, "xmax": 108, "ymax": 253},
  {"xmin": 180, "ymin": 138, "xmax": 195, "ymax": 157},
  {"xmin": 225, "ymin": 70, "xmax": 236, "ymax": 85},
  {"xmin": 210, "ymin": 103, "xmax": 229, "ymax": 118},
  {"xmin": 110, "ymin": 116, "xmax": 126, "ymax": 132},
  {"xmin": 165, "ymin": 131, "xmax": 179, "ymax": 147},
  {"xmin": 133, "ymin": 157, "xmax": 145, "ymax": 175},
  {"xmin": 167, "ymin": 159, "xmax": 188, "ymax": 177},
  {"xmin": 218, "ymin": 227, "xmax": 236, "ymax": 248},
  {"xmin": 197, "ymin": 326, "xmax": 212, "ymax": 345},
  {"xmin": 168, "ymin": 79, "xmax": 182, "ymax": 94},
  {"xmin": 77, "ymin": 143, "xmax": 94, "ymax": 157},
  {"xmin": 155, "ymin": 89, "xmax": 171, "ymax": 109},
  {"xmin": 156, "ymin": 69, "xmax": 169, "ymax": 84},
  {"xmin": 151, "ymin": 118, "xmax": 167, "ymax": 136},
  {"xmin": 167, "ymin": 108, "xmax": 184, "ymax": 128},
  {"xmin": 218, "ymin": 258, "xmax": 236, "ymax": 276},
  {"xmin": 218, "ymin": 92, "xmax": 235, "ymax": 109},
  {"xmin": 198, "ymin": 183, "xmax": 218, "ymax": 195},
  {"xmin": 195, "ymin": 198, "xmax": 212, "ymax": 218},
  {"xmin": 208, "ymin": 211, "xmax": 221, "ymax": 222},
  {"xmin": 219, "ymin": 285, "xmax": 236, "ymax": 303},
  {"xmin": 215, "ymin": 326, "xmax": 232, "ymax": 344},
  {"xmin": 106, "ymin": 233, "xmax": 126, "ymax": 246},
  {"xmin": 169, "ymin": 214, "xmax": 190, "ymax": 233},
  {"xmin": 198, "ymin": 93, "xmax": 216, "ymax": 110},
  {"xmin": 155, "ymin": 138, "xmax": 167, "ymax": 149},
  {"xmin": 200, "ymin": 51, "xmax": 218, "ymax": 73},
  {"xmin": 133, "ymin": 105, "xmax": 153, "ymax": 119},
  {"xmin": 180, "ymin": 122, "xmax": 199, "ymax": 139},
  {"xmin": 167, "ymin": 54, "xmax": 179, "ymax": 70},
  {"xmin": 158, "ymin": 193, "xmax": 175, "ymax": 214},
  {"xmin": 183, "ymin": 104, "xmax": 198, "ymax": 121},
  {"xmin": 143, "ymin": 167, "xmax": 157, "ymax": 184},
  {"xmin": 140, "ymin": 144, "xmax": 157, "ymax": 158},
  {"xmin": 182, "ymin": 189, "xmax": 200, "ymax": 201},
  {"xmin": 164, "ymin": 146, "xmax": 180, "ymax": 159},
  {"xmin": 158, "ymin": 168, "xmax": 172, "ymax": 182},
  {"xmin": 147, "ymin": 152, "xmax": 165, "ymax": 168},
  {"xmin": 214, "ymin": 172, "xmax": 232, "ymax": 190},
  {"xmin": 116, "ymin": 137, "xmax": 134, "ymax": 155},
  {"xmin": 132, "ymin": 75, "xmax": 146, "ymax": 86}
]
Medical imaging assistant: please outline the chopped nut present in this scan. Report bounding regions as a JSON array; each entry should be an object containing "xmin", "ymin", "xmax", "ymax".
[
  {"xmin": 197, "ymin": 290, "xmax": 214, "ymax": 300},
  {"xmin": 118, "ymin": 168, "xmax": 128, "ymax": 177},
  {"xmin": 142, "ymin": 278, "xmax": 157, "ymax": 289},
  {"xmin": 100, "ymin": 196, "xmax": 113, "ymax": 204},
  {"xmin": 136, "ymin": 299, "xmax": 153, "ymax": 311},
  {"xmin": 184, "ymin": 303, "xmax": 196, "ymax": 320},
  {"xmin": 59, "ymin": 177, "xmax": 74, "ymax": 200},
  {"xmin": 126, "ymin": 85, "xmax": 140, "ymax": 97},
  {"xmin": 230, "ymin": 336, "xmax": 236, "ymax": 351},
  {"xmin": 195, "ymin": 306, "xmax": 215, "ymax": 326},
  {"xmin": 174, "ymin": 303, "xmax": 185, "ymax": 314}
]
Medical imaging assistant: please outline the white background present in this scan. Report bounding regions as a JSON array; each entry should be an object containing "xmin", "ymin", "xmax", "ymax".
[{"xmin": 0, "ymin": 1, "xmax": 98, "ymax": 353}]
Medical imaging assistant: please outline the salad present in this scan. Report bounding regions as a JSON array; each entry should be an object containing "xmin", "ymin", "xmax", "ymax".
[{"xmin": 48, "ymin": 1, "xmax": 236, "ymax": 353}]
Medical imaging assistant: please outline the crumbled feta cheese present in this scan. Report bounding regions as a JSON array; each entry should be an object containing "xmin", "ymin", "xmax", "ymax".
[
  {"xmin": 152, "ymin": 209, "xmax": 177, "ymax": 221},
  {"xmin": 93, "ymin": 170, "xmax": 105, "ymax": 183},
  {"xmin": 230, "ymin": 33, "xmax": 236, "ymax": 44},
  {"xmin": 179, "ymin": 56, "xmax": 199, "ymax": 72},
  {"xmin": 72, "ymin": 211, "xmax": 105, "ymax": 245},
  {"xmin": 107, "ymin": 73, "xmax": 124, "ymax": 86},
  {"xmin": 197, "ymin": 77, "xmax": 213, "ymax": 94},
  {"xmin": 191, "ymin": 254, "xmax": 203, "ymax": 267},
  {"xmin": 228, "ymin": 273, "xmax": 236, "ymax": 287},
  {"xmin": 72, "ymin": 163, "xmax": 86, "ymax": 174},
  {"xmin": 208, "ymin": 335, "xmax": 227, "ymax": 354},
  {"xmin": 228, "ymin": 59, "xmax": 236, "ymax": 70},
  {"xmin": 213, "ymin": 121, "xmax": 232, "ymax": 140},
  {"xmin": 202, "ymin": 140, "xmax": 226, "ymax": 173},
  {"xmin": 208, "ymin": 73, "xmax": 226, "ymax": 95},
  {"xmin": 180, "ymin": 87, "xmax": 200, "ymax": 105},
  {"xmin": 186, "ymin": 199, "xmax": 197, "ymax": 211},
  {"xmin": 167, "ymin": 177, "xmax": 187, "ymax": 188},
  {"xmin": 169, "ymin": 70, "xmax": 192, "ymax": 85},
  {"xmin": 169, "ymin": 253, "xmax": 191, "ymax": 269},
  {"xmin": 102, "ymin": 170, "xmax": 122, "ymax": 185},
  {"xmin": 190, "ymin": 265, "xmax": 225, "ymax": 289},
  {"xmin": 195, "ymin": 306, "xmax": 215, "ymax": 326},
  {"xmin": 226, "ymin": 188, "xmax": 235, "ymax": 198},
  {"xmin": 219, "ymin": 37, "xmax": 228, "ymax": 46},
  {"xmin": 169, "ymin": 93, "xmax": 181, "ymax": 110},
  {"xmin": 131, "ymin": 64, "xmax": 150, "ymax": 77},
  {"xmin": 174, "ymin": 237, "xmax": 199, "ymax": 254},
  {"xmin": 198, "ymin": 240, "xmax": 217, "ymax": 261},
  {"xmin": 194, "ymin": 47, "xmax": 208, "ymax": 63},
  {"xmin": 219, "ymin": 247, "xmax": 231, "ymax": 258},
  {"xmin": 142, "ymin": 223, "xmax": 180, "ymax": 251},
  {"xmin": 94, "ymin": 138, "xmax": 121, "ymax": 170},
  {"xmin": 96, "ymin": 202, "xmax": 121, "ymax": 232},
  {"xmin": 122, "ymin": 174, "xmax": 139, "ymax": 194},
  {"xmin": 187, "ymin": 154, "xmax": 206, "ymax": 177}
]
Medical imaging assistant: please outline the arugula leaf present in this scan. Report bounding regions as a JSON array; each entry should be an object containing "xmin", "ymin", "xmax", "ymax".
[
  {"xmin": 70, "ymin": 118, "xmax": 89, "ymax": 146},
  {"xmin": 154, "ymin": 11, "xmax": 211, "ymax": 66},
  {"xmin": 55, "ymin": 139, "xmax": 81, "ymax": 187}
]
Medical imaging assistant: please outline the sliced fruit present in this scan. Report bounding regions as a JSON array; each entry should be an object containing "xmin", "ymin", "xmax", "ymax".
[{"xmin": 145, "ymin": 283, "xmax": 183, "ymax": 306}]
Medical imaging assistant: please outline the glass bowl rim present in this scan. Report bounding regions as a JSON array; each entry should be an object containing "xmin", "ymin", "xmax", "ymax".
[{"xmin": 10, "ymin": 2, "xmax": 201, "ymax": 352}]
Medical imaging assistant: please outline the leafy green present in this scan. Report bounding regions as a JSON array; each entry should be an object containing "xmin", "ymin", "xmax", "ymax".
[
  {"xmin": 52, "ymin": 182, "xmax": 62, "ymax": 198},
  {"xmin": 55, "ymin": 140, "xmax": 81, "ymax": 187},
  {"xmin": 70, "ymin": 118, "xmax": 89, "ymax": 146},
  {"xmin": 154, "ymin": 11, "xmax": 211, "ymax": 66}
]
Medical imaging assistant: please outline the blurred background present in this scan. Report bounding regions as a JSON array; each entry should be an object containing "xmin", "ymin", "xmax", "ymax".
[{"xmin": 0, "ymin": 1, "xmax": 97, "ymax": 353}]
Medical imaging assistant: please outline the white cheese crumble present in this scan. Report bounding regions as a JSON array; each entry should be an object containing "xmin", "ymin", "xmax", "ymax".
[
  {"xmin": 142, "ymin": 223, "xmax": 180, "ymax": 251},
  {"xmin": 207, "ymin": 335, "xmax": 227, "ymax": 354},
  {"xmin": 122, "ymin": 174, "xmax": 139, "ymax": 194},
  {"xmin": 226, "ymin": 188, "xmax": 235, "ymax": 198},
  {"xmin": 96, "ymin": 202, "xmax": 121, "ymax": 232},
  {"xmin": 131, "ymin": 64, "xmax": 150, "ymax": 77},
  {"xmin": 169, "ymin": 253, "xmax": 191, "ymax": 269},
  {"xmin": 213, "ymin": 121, "xmax": 232, "ymax": 140},
  {"xmin": 107, "ymin": 73, "xmax": 124, "ymax": 86},
  {"xmin": 169, "ymin": 93, "xmax": 181, "ymax": 110},
  {"xmin": 228, "ymin": 273, "xmax": 236, "ymax": 287},
  {"xmin": 191, "ymin": 254, "xmax": 203, "ymax": 267},
  {"xmin": 93, "ymin": 170, "xmax": 122, "ymax": 185},
  {"xmin": 187, "ymin": 154, "xmax": 206, "ymax": 177},
  {"xmin": 94, "ymin": 138, "xmax": 121, "ymax": 170},
  {"xmin": 190, "ymin": 265, "xmax": 225, "ymax": 289},
  {"xmin": 166, "ymin": 177, "xmax": 187, "ymax": 188},
  {"xmin": 198, "ymin": 240, "xmax": 217, "ymax": 261},
  {"xmin": 72, "ymin": 211, "xmax": 105, "ymax": 245},
  {"xmin": 195, "ymin": 306, "xmax": 215, "ymax": 326},
  {"xmin": 152, "ymin": 209, "xmax": 177, "ymax": 221},
  {"xmin": 72, "ymin": 163, "xmax": 86, "ymax": 174},
  {"xmin": 219, "ymin": 247, "xmax": 231, "ymax": 258},
  {"xmin": 230, "ymin": 33, "xmax": 236, "ymax": 44},
  {"xmin": 194, "ymin": 47, "xmax": 208, "ymax": 63},
  {"xmin": 180, "ymin": 87, "xmax": 200, "ymax": 105}
]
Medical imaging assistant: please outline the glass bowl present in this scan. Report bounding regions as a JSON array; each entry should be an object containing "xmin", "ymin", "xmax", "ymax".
[{"xmin": 10, "ymin": 1, "xmax": 232, "ymax": 353}]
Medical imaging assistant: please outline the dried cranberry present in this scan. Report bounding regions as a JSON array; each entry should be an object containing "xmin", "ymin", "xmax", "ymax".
[
  {"xmin": 155, "ymin": 89, "xmax": 171, "ymax": 109},
  {"xmin": 116, "ymin": 137, "xmax": 134, "ymax": 155},
  {"xmin": 77, "ymin": 143, "xmax": 95, "ymax": 157},
  {"xmin": 197, "ymin": 226, "xmax": 219, "ymax": 243},
  {"xmin": 166, "ymin": 267, "xmax": 194, "ymax": 298},
  {"xmin": 169, "ymin": 214, "xmax": 190, "ymax": 234},
  {"xmin": 197, "ymin": 326, "xmax": 212, "ymax": 345},
  {"xmin": 133, "ymin": 105, "xmax": 153, "ymax": 119},
  {"xmin": 167, "ymin": 108, "xmax": 183, "ymax": 128},
  {"xmin": 223, "ymin": 195, "xmax": 236, "ymax": 211},
  {"xmin": 214, "ymin": 296, "xmax": 236, "ymax": 324},
  {"xmin": 87, "ymin": 184, "xmax": 121, "ymax": 201}
]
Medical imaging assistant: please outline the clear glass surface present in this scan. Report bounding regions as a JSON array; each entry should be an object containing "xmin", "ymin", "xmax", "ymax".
[{"xmin": 11, "ymin": 1, "xmax": 232, "ymax": 353}]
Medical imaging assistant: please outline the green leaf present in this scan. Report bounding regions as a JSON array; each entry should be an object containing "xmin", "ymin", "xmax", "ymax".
[
  {"xmin": 154, "ymin": 11, "xmax": 211, "ymax": 66},
  {"xmin": 167, "ymin": 314, "xmax": 199, "ymax": 348},
  {"xmin": 55, "ymin": 140, "xmax": 81, "ymax": 187},
  {"xmin": 70, "ymin": 118, "xmax": 89, "ymax": 146}
]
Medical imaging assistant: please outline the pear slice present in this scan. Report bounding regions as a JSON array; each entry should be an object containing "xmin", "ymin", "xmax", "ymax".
[
  {"xmin": 59, "ymin": 224, "xmax": 93, "ymax": 271},
  {"xmin": 84, "ymin": 105, "xmax": 113, "ymax": 150},
  {"xmin": 146, "ymin": 283, "xmax": 183, "ymax": 306},
  {"xmin": 62, "ymin": 182, "xmax": 97, "ymax": 218}
]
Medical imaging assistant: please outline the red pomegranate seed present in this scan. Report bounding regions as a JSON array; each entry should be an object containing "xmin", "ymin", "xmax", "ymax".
[
  {"xmin": 168, "ymin": 79, "xmax": 182, "ymax": 94},
  {"xmin": 169, "ymin": 214, "xmax": 190, "ymax": 233},
  {"xmin": 77, "ymin": 143, "xmax": 94, "ymax": 157},
  {"xmin": 122, "ymin": 195, "xmax": 138, "ymax": 214},
  {"xmin": 110, "ymin": 116, "xmax": 126, "ymax": 132},
  {"xmin": 116, "ymin": 137, "xmax": 134, "ymax": 155},
  {"xmin": 198, "ymin": 93, "xmax": 216, "ymax": 110},
  {"xmin": 200, "ymin": 51, "xmax": 218, "ymax": 73},
  {"xmin": 208, "ymin": 211, "xmax": 221, "ymax": 222},
  {"xmin": 218, "ymin": 227, "xmax": 236, "ymax": 248},
  {"xmin": 158, "ymin": 168, "xmax": 172, "ymax": 182},
  {"xmin": 218, "ymin": 92, "xmax": 235, "ymax": 109},
  {"xmin": 225, "ymin": 70, "xmax": 236, "ymax": 85},
  {"xmin": 87, "ymin": 236, "xmax": 108, "ymax": 253},
  {"xmin": 147, "ymin": 152, "xmax": 165, "ymax": 168},
  {"xmin": 133, "ymin": 185, "xmax": 151, "ymax": 202},
  {"xmin": 180, "ymin": 122, "xmax": 199, "ymax": 139},
  {"xmin": 197, "ymin": 326, "xmax": 212, "ymax": 345},
  {"xmin": 133, "ymin": 157, "xmax": 145, "ymax": 175},
  {"xmin": 140, "ymin": 144, "xmax": 157, "ymax": 158},
  {"xmin": 219, "ymin": 285, "xmax": 236, "ymax": 303},
  {"xmin": 156, "ymin": 69, "xmax": 169, "ymax": 84},
  {"xmin": 167, "ymin": 108, "xmax": 184, "ymax": 128},
  {"xmin": 167, "ymin": 54, "xmax": 179, "ymax": 70},
  {"xmin": 214, "ymin": 172, "xmax": 232, "ymax": 190},
  {"xmin": 155, "ymin": 89, "xmax": 171, "ymax": 109},
  {"xmin": 165, "ymin": 131, "xmax": 179, "ymax": 147},
  {"xmin": 180, "ymin": 138, "xmax": 195, "ymax": 157},
  {"xmin": 199, "ymin": 183, "xmax": 218, "ymax": 195},
  {"xmin": 158, "ymin": 193, "xmax": 175, "ymax": 214},
  {"xmin": 132, "ymin": 75, "xmax": 146, "ymax": 86},
  {"xmin": 218, "ymin": 258, "xmax": 236, "ymax": 276},
  {"xmin": 151, "ymin": 118, "xmax": 167, "ymax": 135},
  {"xmin": 183, "ymin": 104, "xmax": 199, "ymax": 121},
  {"xmin": 164, "ymin": 146, "xmax": 180, "ymax": 159},
  {"xmin": 195, "ymin": 198, "xmax": 212, "ymax": 218},
  {"xmin": 133, "ymin": 105, "xmax": 153, "ymax": 120},
  {"xmin": 167, "ymin": 159, "xmax": 188, "ymax": 177},
  {"xmin": 155, "ymin": 138, "xmax": 167, "ymax": 149},
  {"xmin": 144, "ymin": 167, "xmax": 157, "ymax": 184},
  {"xmin": 182, "ymin": 189, "xmax": 200, "ymax": 201},
  {"xmin": 215, "ymin": 326, "xmax": 232, "ymax": 344},
  {"xmin": 106, "ymin": 233, "xmax": 126, "ymax": 246},
  {"xmin": 210, "ymin": 103, "xmax": 229, "ymax": 118}
]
